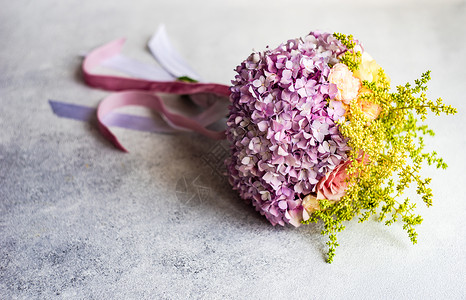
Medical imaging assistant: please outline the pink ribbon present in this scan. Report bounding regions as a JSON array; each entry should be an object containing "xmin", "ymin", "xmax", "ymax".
[{"xmin": 82, "ymin": 38, "xmax": 231, "ymax": 152}]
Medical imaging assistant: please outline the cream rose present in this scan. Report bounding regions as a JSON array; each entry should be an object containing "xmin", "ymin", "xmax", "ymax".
[
  {"xmin": 353, "ymin": 52, "xmax": 382, "ymax": 83},
  {"xmin": 300, "ymin": 194, "xmax": 337, "ymax": 217},
  {"xmin": 328, "ymin": 63, "xmax": 361, "ymax": 105}
]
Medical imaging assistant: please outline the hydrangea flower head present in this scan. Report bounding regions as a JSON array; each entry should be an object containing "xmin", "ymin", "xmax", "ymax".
[{"xmin": 226, "ymin": 32, "xmax": 353, "ymax": 226}]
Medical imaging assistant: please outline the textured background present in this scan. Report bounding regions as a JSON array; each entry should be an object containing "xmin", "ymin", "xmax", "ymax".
[{"xmin": 1, "ymin": 0, "xmax": 465, "ymax": 298}]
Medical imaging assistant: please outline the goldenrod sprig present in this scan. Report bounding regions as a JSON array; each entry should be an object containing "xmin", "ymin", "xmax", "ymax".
[
  {"xmin": 304, "ymin": 39, "xmax": 457, "ymax": 262},
  {"xmin": 333, "ymin": 32, "xmax": 362, "ymax": 71}
]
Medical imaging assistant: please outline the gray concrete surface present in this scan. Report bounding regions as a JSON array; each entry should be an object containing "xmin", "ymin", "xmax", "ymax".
[{"xmin": 1, "ymin": 0, "xmax": 465, "ymax": 298}]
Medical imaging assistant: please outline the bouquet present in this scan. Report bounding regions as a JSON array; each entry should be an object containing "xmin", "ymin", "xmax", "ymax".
[
  {"xmin": 225, "ymin": 32, "xmax": 456, "ymax": 262},
  {"xmin": 77, "ymin": 29, "xmax": 456, "ymax": 263}
]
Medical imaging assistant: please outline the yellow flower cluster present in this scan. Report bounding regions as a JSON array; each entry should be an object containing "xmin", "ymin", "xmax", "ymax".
[{"xmin": 303, "ymin": 32, "xmax": 457, "ymax": 263}]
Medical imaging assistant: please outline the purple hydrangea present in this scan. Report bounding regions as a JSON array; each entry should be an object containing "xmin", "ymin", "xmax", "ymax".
[{"xmin": 226, "ymin": 32, "xmax": 352, "ymax": 226}]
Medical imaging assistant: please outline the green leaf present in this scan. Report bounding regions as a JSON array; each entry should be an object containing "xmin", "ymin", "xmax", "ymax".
[{"xmin": 177, "ymin": 76, "xmax": 198, "ymax": 83}]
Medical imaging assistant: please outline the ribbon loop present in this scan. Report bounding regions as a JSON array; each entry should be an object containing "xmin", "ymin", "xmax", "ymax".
[{"xmin": 82, "ymin": 35, "xmax": 230, "ymax": 151}]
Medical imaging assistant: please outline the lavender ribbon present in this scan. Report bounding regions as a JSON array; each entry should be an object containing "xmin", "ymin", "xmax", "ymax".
[{"xmin": 49, "ymin": 100, "xmax": 178, "ymax": 133}]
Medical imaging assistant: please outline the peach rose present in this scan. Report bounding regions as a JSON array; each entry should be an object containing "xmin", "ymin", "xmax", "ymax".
[
  {"xmin": 356, "ymin": 86, "xmax": 382, "ymax": 121},
  {"xmin": 358, "ymin": 98, "xmax": 382, "ymax": 121},
  {"xmin": 316, "ymin": 160, "xmax": 352, "ymax": 201},
  {"xmin": 328, "ymin": 63, "xmax": 361, "ymax": 105}
]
